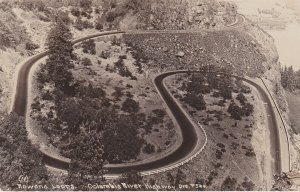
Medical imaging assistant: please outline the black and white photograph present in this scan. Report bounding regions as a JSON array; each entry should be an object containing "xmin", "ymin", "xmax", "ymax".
[{"xmin": 0, "ymin": 0, "xmax": 300, "ymax": 191}]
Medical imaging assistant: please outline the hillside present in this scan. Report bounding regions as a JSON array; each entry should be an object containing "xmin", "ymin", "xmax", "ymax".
[{"xmin": 0, "ymin": 0, "xmax": 292, "ymax": 190}]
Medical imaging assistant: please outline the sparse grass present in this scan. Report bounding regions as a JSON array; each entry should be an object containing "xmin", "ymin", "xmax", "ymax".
[{"xmin": 159, "ymin": 73, "xmax": 261, "ymax": 190}]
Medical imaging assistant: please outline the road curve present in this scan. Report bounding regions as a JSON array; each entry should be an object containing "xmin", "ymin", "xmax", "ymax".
[
  {"xmin": 44, "ymin": 71, "xmax": 206, "ymax": 176},
  {"xmin": 10, "ymin": 13, "xmax": 286, "ymax": 177},
  {"xmin": 10, "ymin": 31, "xmax": 125, "ymax": 115}
]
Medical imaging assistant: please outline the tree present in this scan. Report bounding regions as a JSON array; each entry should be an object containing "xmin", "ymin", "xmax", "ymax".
[
  {"xmin": 221, "ymin": 176, "xmax": 237, "ymax": 191},
  {"xmin": 66, "ymin": 133, "xmax": 106, "ymax": 190},
  {"xmin": 241, "ymin": 177, "xmax": 255, "ymax": 190},
  {"xmin": 79, "ymin": 0, "xmax": 92, "ymax": 10},
  {"xmin": 281, "ymin": 66, "xmax": 297, "ymax": 91},
  {"xmin": 0, "ymin": 113, "xmax": 49, "ymax": 190},
  {"xmin": 227, "ymin": 102, "xmax": 243, "ymax": 120},
  {"xmin": 103, "ymin": 115, "xmax": 143, "ymax": 163},
  {"xmin": 183, "ymin": 93, "xmax": 206, "ymax": 110},
  {"xmin": 121, "ymin": 98, "xmax": 140, "ymax": 113},
  {"xmin": 242, "ymin": 103, "xmax": 254, "ymax": 116},
  {"xmin": 236, "ymin": 92, "xmax": 246, "ymax": 105},
  {"xmin": 95, "ymin": 16, "xmax": 104, "ymax": 30},
  {"xmin": 81, "ymin": 57, "xmax": 92, "ymax": 66},
  {"xmin": 82, "ymin": 39, "xmax": 96, "ymax": 54},
  {"xmin": 143, "ymin": 143, "xmax": 155, "ymax": 154},
  {"xmin": 46, "ymin": 19, "xmax": 74, "ymax": 91}
]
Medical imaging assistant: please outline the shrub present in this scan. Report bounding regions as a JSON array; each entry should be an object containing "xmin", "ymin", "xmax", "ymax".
[
  {"xmin": 245, "ymin": 148, "xmax": 256, "ymax": 157},
  {"xmin": 41, "ymin": 91, "xmax": 53, "ymax": 100},
  {"xmin": 219, "ymin": 88, "xmax": 232, "ymax": 100},
  {"xmin": 112, "ymin": 87, "xmax": 123, "ymax": 100},
  {"xmin": 100, "ymin": 50, "xmax": 110, "ymax": 59},
  {"xmin": 79, "ymin": 0, "xmax": 92, "ymax": 10},
  {"xmin": 56, "ymin": 11, "xmax": 71, "ymax": 25},
  {"xmin": 221, "ymin": 177, "xmax": 237, "ymax": 191},
  {"xmin": 25, "ymin": 42, "xmax": 39, "ymax": 50},
  {"xmin": 103, "ymin": 116, "xmax": 143, "ymax": 163},
  {"xmin": 71, "ymin": 7, "xmax": 81, "ymax": 17},
  {"xmin": 227, "ymin": 102, "xmax": 243, "ymax": 120},
  {"xmin": 82, "ymin": 39, "xmax": 96, "ymax": 54},
  {"xmin": 105, "ymin": 9, "xmax": 126, "ymax": 22},
  {"xmin": 95, "ymin": 17, "xmax": 103, "ymax": 30},
  {"xmin": 77, "ymin": 84, "xmax": 106, "ymax": 99},
  {"xmin": 236, "ymin": 92, "xmax": 247, "ymax": 105},
  {"xmin": 121, "ymin": 98, "xmax": 139, "ymax": 113},
  {"xmin": 31, "ymin": 99, "xmax": 41, "ymax": 111},
  {"xmin": 111, "ymin": 36, "xmax": 121, "ymax": 46},
  {"xmin": 75, "ymin": 18, "xmax": 93, "ymax": 30},
  {"xmin": 74, "ymin": 18, "xmax": 84, "ymax": 30},
  {"xmin": 81, "ymin": 57, "xmax": 92, "ymax": 66},
  {"xmin": 143, "ymin": 143, "xmax": 155, "ymax": 154},
  {"xmin": 242, "ymin": 103, "xmax": 254, "ymax": 116},
  {"xmin": 241, "ymin": 177, "xmax": 255, "ymax": 190},
  {"xmin": 152, "ymin": 109, "xmax": 166, "ymax": 119},
  {"xmin": 183, "ymin": 93, "xmax": 206, "ymax": 111},
  {"xmin": 114, "ymin": 58, "xmax": 134, "ymax": 78}
]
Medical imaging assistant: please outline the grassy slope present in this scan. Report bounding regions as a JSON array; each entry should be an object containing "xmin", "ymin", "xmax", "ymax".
[{"xmin": 158, "ymin": 74, "xmax": 260, "ymax": 190}]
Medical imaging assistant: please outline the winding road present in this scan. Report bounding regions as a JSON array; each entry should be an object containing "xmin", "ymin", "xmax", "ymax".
[{"xmin": 9, "ymin": 13, "xmax": 289, "ymax": 180}]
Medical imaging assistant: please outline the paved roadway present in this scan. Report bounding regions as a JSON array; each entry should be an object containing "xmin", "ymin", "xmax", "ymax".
[{"xmin": 10, "ymin": 13, "xmax": 285, "ymax": 178}]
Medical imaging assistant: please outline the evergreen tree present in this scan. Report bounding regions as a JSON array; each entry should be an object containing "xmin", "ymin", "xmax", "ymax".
[
  {"xmin": 66, "ymin": 133, "xmax": 106, "ymax": 190},
  {"xmin": 46, "ymin": 19, "xmax": 74, "ymax": 91},
  {"xmin": 0, "ymin": 113, "xmax": 49, "ymax": 190},
  {"xmin": 281, "ymin": 66, "xmax": 297, "ymax": 91}
]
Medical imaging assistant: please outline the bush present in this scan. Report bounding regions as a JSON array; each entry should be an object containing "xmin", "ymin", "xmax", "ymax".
[
  {"xmin": 152, "ymin": 109, "xmax": 166, "ymax": 119},
  {"xmin": 219, "ymin": 88, "xmax": 232, "ymax": 100},
  {"xmin": 242, "ymin": 103, "xmax": 254, "ymax": 116},
  {"xmin": 75, "ymin": 18, "xmax": 93, "ymax": 30},
  {"xmin": 221, "ymin": 177, "xmax": 237, "ymax": 191},
  {"xmin": 25, "ymin": 42, "xmax": 39, "ymax": 50},
  {"xmin": 227, "ymin": 102, "xmax": 243, "ymax": 120},
  {"xmin": 105, "ymin": 9, "xmax": 126, "ymax": 22},
  {"xmin": 143, "ymin": 143, "xmax": 155, "ymax": 154},
  {"xmin": 41, "ymin": 91, "xmax": 53, "ymax": 100},
  {"xmin": 79, "ymin": 0, "xmax": 92, "ymax": 10},
  {"xmin": 100, "ymin": 50, "xmax": 110, "ymax": 59},
  {"xmin": 241, "ymin": 177, "xmax": 255, "ymax": 190},
  {"xmin": 121, "ymin": 98, "xmax": 139, "ymax": 113},
  {"xmin": 183, "ymin": 93, "xmax": 206, "ymax": 111},
  {"xmin": 56, "ymin": 11, "xmax": 71, "ymax": 25},
  {"xmin": 103, "ymin": 116, "xmax": 143, "ymax": 163},
  {"xmin": 95, "ymin": 17, "xmax": 103, "ymax": 30},
  {"xmin": 245, "ymin": 148, "xmax": 256, "ymax": 157},
  {"xmin": 82, "ymin": 39, "xmax": 96, "ymax": 54},
  {"xmin": 71, "ymin": 7, "xmax": 81, "ymax": 17},
  {"xmin": 114, "ymin": 58, "xmax": 134, "ymax": 78},
  {"xmin": 81, "ymin": 57, "xmax": 92, "ymax": 66},
  {"xmin": 77, "ymin": 84, "xmax": 106, "ymax": 99},
  {"xmin": 236, "ymin": 92, "xmax": 247, "ymax": 105}
]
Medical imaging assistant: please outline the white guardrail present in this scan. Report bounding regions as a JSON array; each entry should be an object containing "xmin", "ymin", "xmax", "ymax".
[
  {"xmin": 14, "ymin": 13, "xmax": 243, "ymax": 179},
  {"xmin": 140, "ymin": 122, "xmax": 208, "ymax": 176},
  {"xmin": 260, "ymin": 78, "xmax": 291, "ymax": 171},
  {"xmin": 105, "ymin": 122, "xmax": 208, "ymax": 179}
]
